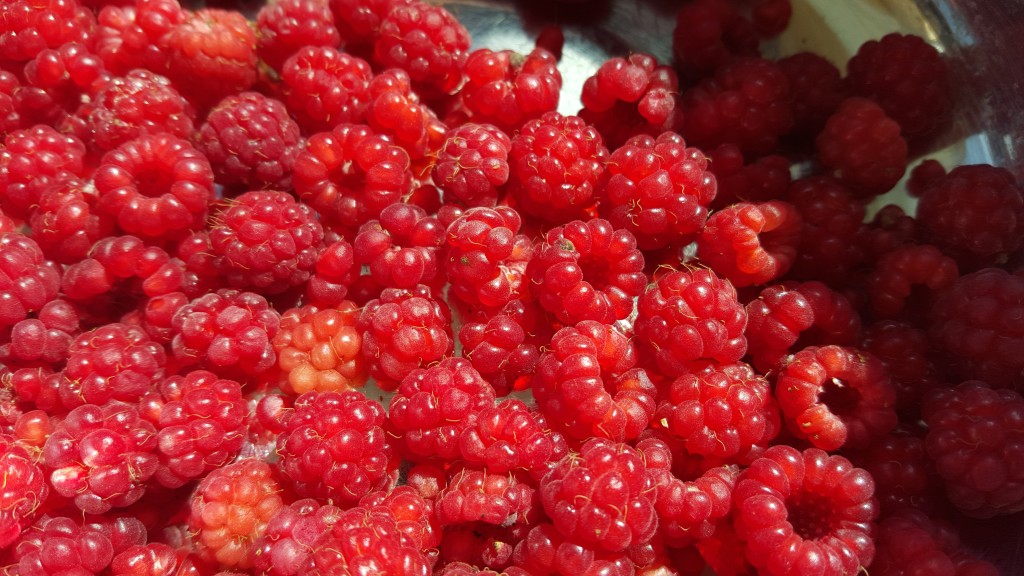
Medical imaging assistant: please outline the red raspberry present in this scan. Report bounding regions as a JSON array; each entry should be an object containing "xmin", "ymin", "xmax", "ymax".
[
  {"xmin": 10, "ymin": 516, "xmax": 134, "ymax": 576},
  {"xmin": 17, "ymin": 42, "xmax": 107, "ymax": 130},
  {"xmin": 61, "ymin": 235, "xmax": 184, "ymax": 305},
  {"xmin": 432, "ymin": 122, "xmax": 511, "ymax": 207},
  {"xmin": 707, "ymin": 144, "xmax": 791, "ymax": 209},
  {"xmin": 928, "ymin": 268, "xmax": 1024, "ymax": 388},
  {"xmin": 785, "ymin": 176, "xmax": 867, "ymax": 285},
  {"xmin": 293, "ymin": 123, "xmax": 412, "ymax": 236},
  {"xmin": 745, "ymin": 283, "xmax": 815, "ymax": 372},
  {"xmin": 866, "ymin": 244, "xmax": 959, "ymax": 320},
  {"xmin": 276, "ymin": 390, "xmax": 396, "ymax": 503},
  {"xmin": 43, "ymin": 401, "xmax": 158, "ymax": 514},
  {"xmin": 280, "ymin": 46, "xmax": 372, "ymax": 135},
  {"xmin": 437, "ymin": 467, "xmax": 537, "ymax": 527},
  {"xmin": 923, "ymin": 381, "xmax": 1024, "ymax": 518},
  {"xmin": 329, "ymin": 0, "xmax": 412, "ymax": 50},
  {"xmin": 175, "ymin": 230, "xmax": 223, "ymax": 297},
  {"xmin": 511, "ymin": 522, "xmax": 634, "ymax": 576},
  {"xmin": 915, "ymin": 164, "xmax": 1024, "ymax": 269},
  {"xmin": 170, "ymin": 289, "xmax": 281, "ymax": 377},
  {"xmin": 364, "ymin": 68, "xmax": 447, "ymax": 167},
  {"xmin": 0, "ymin": 0, "xmax": 95, "ymax": 64},
  {"xmin": 860, "ymin": 321, "xmax": 945, "ymax": 418},
  {"xmin": 256, "ymin": 0, "xmax": 340, "ymax": 72},
  {"xmin": 460, "ymin": 48, "xmax": 561, "ymax": 133},
  {"xmin": 209, "ymin": 190, "xmax": 324, "ymax": 294},
  {"xmin": 0, "ymin": 299, "xmax": 79, "ymax": 372},
  {"xmin": 671, "ymin": 0, "xmax": 759, "ymax": 82},
  {"xmin": 649, "ymin": 459, "xmax": 736, "ymax": 547},
  {"xmin": 732, "ymin": 445, "xmax": 878, "ymax": 576},
  {"xmin": 598, "ymin": 132, "xmax": 716, "ymax": 250},
  {"xmin": 93, "ymin": 133, "xmax": 215, "ymax": 241},
  {"xmin": 777, "ymin": 52, "xmax": 847, "ymax": 140},
  {"xmin": 634, "ymin": 268, "xmax": 748, "ymax": 378},
  {"xmin": 360, "ymin": 484, "xmax": 441, "ymax": 550},
  {"xmin": 111, "ymin": 543, "xmax": 205, "ymax": 576},
  {"xmin": 188, "ymin": 459, "xmax": 284, "ymax": 569},
  {"xmin": 305, "ymin": 238, "xmax": 356, "ymax": 307},
  {"xmin": 776, "ymin": 345, "xmax": 897, "ymax": 451},
  {"xmin": 854, "ymin": 430, "xmax": 940, "ymax": 515},
  {"xmin": 0, "ymin": 435, "xmax": 48, "ymax": 548},
  {"xmin": 751, "ymin": 0, "xmax": 792, "ymax": 37},
  {"xmin": 580, "ymin": 53, "xmax": 683, "ymax": 149},
  {"xmin": 458, "ymin": 300, "xmax": 544, "ymax": 397},
  {"xmin": 682, "ymin": 57, "xmax": 793, "ymax": 156},
  {"xmin": 372, "ymin": 1, "xmax": 470, "ymax": 98},
  {"xmin": 353, "ymin": 202, "xmax": 444, "ymax": 290},
  {"xmin": 252, "ymin": 499, "xmax": 343, "ymax": 576},
  {"xmin": 459, "ymin": 398, "xmax": 561, "ymax": 477},
  {"xmin": 816, "ymin": 97, "xmax": 908, "ymax": 198},
  {"xmin": 697, "ymin": 200, "xmax": 801, "ymax": 288},
  {"xmin": 301, "ymin": 505, "xmax": 432, "ymax": 576},
  {"xmin": 0, "ymin": 233, "xmax": 61, "ymax": 330},
  {"xmin": 0, "ymin": 70, "xmax": 22, "ymax": 136},
  {"xmin": 438, "ymin": 521, "xmax": 527, "ymax": 570},
  {"xmin": 358, "ymin": 284, "xmax": 453, "ymax": 390},
  {"xmin": 653, "ymin": 362, "xmax": 778, "ymax": 463},
  {"xmin": 139, "ymin": 370, "xmax": 247, "ymax": 488},
  {"xmin": 506, "ymin": 112, "xmax": 608, "ymax": 223},
  {"xmin": 196, "ymin": 92, "xmax": 302, "ymax": 191},
  {"xmin": 540, "ymin": 438, "xmax": 658, "ymax": 553},
  {"xmin": 444, "ymin": 206, "xmax": 532, "ymax": 311},
  {"xmin": 59, "ymin": 322, "xmax": 165, "ymax": 411},
  {"xmin": 0, "ymin": 125, "xmax": 87, "ymax": 220},
  {"xmin": 847, "ymin": 33, "xmax": 950, "ymax": 142},
  {"xmin": 388, "ymin": 357, "xmax": 494, "ymax": 460},
  {"xmin": 93, "ymin": 0, "xmax": 185, "ymax": 75},
  {"xmin": 159, "ymin": 8, "xmax": 258, "ymax": 109},
  {"xmin": 526, "ymin": 219, "xmax": 646, "ymax": 324},
  {"xmin": 870, "ymin": 510, "xmax": 1000, "ymax": 576},
  {"xmin": 439, "ymin": 563, "xmax": 529, "ymax": 576},
  {"xmin": 273, "ymin": 302, "xmax": 366, "ymax": 395}
]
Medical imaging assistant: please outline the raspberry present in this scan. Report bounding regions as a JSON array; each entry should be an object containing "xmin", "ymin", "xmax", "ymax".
[
  {"xmin": 847, "ymin": 33, "xmax": 950, "ymax": 142},
  {"xmin": 459, "ymin": 398, "xmax": 561, "ymax": 476},
  {"xmin": 634, "ymin": 268, "xmax": 748, "ymax": 378},
  {"xmin": 11, "ymin": 516, "xmax": 127, "ymax": 576},
  {"xmin": 0, "ymin": 0, "xmax": 95, "ymax": 64},
  {"xmin": 540, "ymin": 438, "xmax": 658, "ymax": 553},
  {"xmin": 305, "ymin": 238, "xmax": 356, "ymax": 307},
  {"xmin": 928, "ymin": 268, "xmax": 1024, "ymax": 388},
  {"xmin": 860, "ymin": 321, "xmax": 944, "ymax": 418},
  {"xmin": 18, "ymin": 42, "xmax": 107, "ymax": 130},
  {"xmin": 506, "ymin": 112, "xmax": 608, "ymax": 223},
  {"xmin": 436, "ymin": 467, "xmax": 537, "ymax": 527},
  {"xmin": 816, "ymin": 97, "xmax": 908, "ymax": 198},
  {"xmin": 280, "ymin": 46, "xmax": 372, "ymax": 135},
  {"xmin": 388, "ymin": 357, "xmax": 494, "ymax": 460},
  {"xmin": 732, "ymin": 446, "xmax": 877, "ymax": 576},
  {"xmin": 93, "ymin": 0, "xmax": 185, "ymax": 75},
  {"xmin": 159, "ymin": 8, "xmax": 258, "ymax": 109},
  {"xmin": 273, "ymin": 302, "xmax": 366, "ymax": 395},
  {"xmin": 363, "ymin": 68, "xmax": 447, "ymax": 166},
  {"xmin": 61, "ymin": 235, "xmax": 184, "ymax": 305},
  {"xmin": 653, "ymin": 362, "xmax": 778, "ymax": 462},
  {"xmin": 372, "ymin": 2, "xmax": 470, "ymax": 98},
  {"xmin": 432, "ymin": 122, "xmax": 511, "ymax": 207},
  {"xmin": 597, "ymin": 132, "xmax": 716, "ymax": 250},
  {"xmin": 43, "ymin": 401, "xmax": 158, "ymax": 514},
  {"xmin": 579, "ymin": 53, "xmax": 683, "ymax": 149},
  {"xmin": 444, "ymin": 206, "xmax": 532, "ymax": 311},
  {"xmin": 139, "ymin": 370, "xmax": 247, "ymax": 488},
  {"xmin": 907, "ymin": 158, "xmax": 947, "ymax": 198},
  {"xmin": 751, "ymin": 0, "xmax": 791, "ymax": 37},
  {"xmin": 0, "ymin": 233, "xmax": 61, "ymax": 330},
  {"xmin": 0, "ymin": 71, "xmax": 21, "ymax": 136},
  {"xmin": 870, "ymin": 510, "xmax": 1000, "ymax": 576},
  {"xmin": 292, "ymin": 123, "xmax": 413, "ymax": 236},
  {"xmin": 777, "ymin": 52, "xmax": 846, "ymax": 140},
  {"xmin": 170, "ymin": 289, "xmax": 281, "ymax": 377},
  {"xmin": 439, "ymin": 563, "xmax": 529, "ymax": 576},
  {"xmin": 252, "ymin": 499, "xmax": 343, "ymax": 576},
  {"xmin": 788, "ymin": 280, "xmax": 863, "ymax": 348},
  {"xmin": 458, "ymin": 301, "xmax": 545, "ymax": 398},
  {"xmin": 785, "ymin": 176, "xmax": 867, "ymax": 285},
  {"xmin": 329, "ymin": 0, "xmax": 412, "ymax": 50},
  {"xmin": 196, "ymin": 92, "xmax": 302, "ymax": 191},
  {"xmin": 256, "ymin": 0, "xmax": 340, "ymax": 72},
  {"xmin": 526, "ymin": 218, "xmax": 646, "ymax": 324},
  {"xmin": 707, "ymin": 144, "xmax": 791, "ymax": 209},
  {"xmin": 697, "ymin": 200, "xmax": 802, "ymax": 288},
  {"xmin": 915, "ymin": 164, "xmax": 1024, "ymax": 269},
  {"xmin": 0, "ymin": 299, "xmax": 79, "ymax": 371},
  {"xmin": 744, "ymin": 283, "xmax": 815, "ymax": 372},
  {"xmin": 360, "ymin": 484, "xmax": 441, "ymax": 550},
  {"xmin": 111, "ymin": 543, "xmax": 205, "ymax": 576},
  {"xmin": 776, "ymin": 345, "xmax": 897, "ymax": 451},
  {"xmin": 93, "ymin": 133, "xmax": 215, "ymax": 241},
  {"xmin": 0, "ymin": 435, "xmax": 48, "ymax": 548},
  {"xmin": 649, "ymin": 458, "xmax": 736, "ymax": 547},
  {"xmin": 866, "ymin": 244, "xmax": 959, "ymax": 320},
  {"xmin": 460, "ymin": 48, "xmax": 561, "ymax": 133},
  {"xmin": 276, "ymin": 390, "xmax": 397, "ymax": 503},
  {"xmin": 682, "ymin": 57, "xmax": 793, "ymax": 156},
  {"xmin": 175, "ymin": 230, "xmax": 223, "ymax": 298},
  {"xmin": 671, "ymin": 0, "xmax": 758, "ymax": 81},
  {"xmin": 0, "ymin": 124, "xmax": 87, "ymax": 220},
  {"xmin": 300, "ymin": 505, "xmax": 432, "ymax": 575},
  {"xmin": 188, "ymin": 459, "xmax": 284, "ymax": 569},
  {"xmin": 437, "ymin": 521, "xmax": 527, "ymax": 569},
  {"xmin": 59, "ymin": 322, "xmax": 165, "ymax": 411},
  {"xmin": 209, "ymin": 190, "xmax": 325, "ymax": 294},
  {"xmin": 353, "ymin": 202, "xmax": 444, "ymax": 290},
  {"xmin": 511, "ymin": 522, "xmax": 634, "ymax": 576},
  {"xmin": 854, "ymin": 430, "xmax": 940, "ymax": 515}
]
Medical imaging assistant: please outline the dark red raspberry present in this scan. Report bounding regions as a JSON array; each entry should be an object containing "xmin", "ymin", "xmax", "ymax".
[
  {"xmin": 847, "ymin": 33, "xmax": 950, "ymax": 142},
  {"xmin": 857, "ymin": 202, "xmax": 923, "ymax": 262},
  {"xmin": 777, "ymin": 52, "xmax": 847, "ymax": 140},
  {"xmin": 511, "ymin": 522, "xmax": 634, "ymax": 576},
  {"xmin": 358, "ymin": 284, "xmax": 453, "ymax": 390},
  {"xmin": 59, "ymin": 322, "xmax": 165, "ymax": 411},
  {"xmin": 0, "ymin": 0, "xmax": 95, "ymax": 64},
  {"xmin": 907, "ymin": 158, "xmax": 947, "ymax": 198},
  {"xmin": 170, "ymin": 289, "xmax": 281, "ymax": 377},
  {"xmin": 10, "ymin": 516, "xmax": 138, "ymax": 576},
  {"xmin": 866, "ymin": 244, "xmax": 959, "ymax": 320},
  {"xmin": 598, "ymin": 132, "xmax": 716, "ymax": 250},
  {"xmin": 0, "ymin": 124, "xmax": 87, "ymax": 220},
  {"xmin": 707, "ymin": 144, "xmax": 791, "ymax": 209},
  {"xmin": 854, "ymin": 430, "xmax": 940, "ymax": 515},
  {"xmin": 579, "ymin": 53, "xmax": 683, "ymax": 149},
  {"xmin": 458, "ymin": 300, "xmax": 544, "ymax": 397},
  {"xmin": 43, "ymin": 401, "xmax": 158, "ymax": 514},
  {"xmin": 280, "ymin": 46, "xmax": 372, "ymax": 135},
  {"xmin": 733, "ymin": 445, "xmax": 878, "ymax": 575},
  {"xmin": 17, "ymin": 42, "xmax": 107, "ymax": 130},
  {"xmin": 93, "ymin": 0, "xmax": 185, "ymax": 75},
  {"xmin": 93, "ymin": 133, "xmax": 215, "ymax": 241},
  {"xmin": 388, "ymin": 357, "xmax": 494, "ymax": 460},
  {"xmin": 300, "ymin": 504, "xmax": 432, "ymax": 576},
  {"xmin": 915, "ymin": 164, "xmax": 1024, "ymax": 269},
  {"xmin": 432, "ymin": 122, "xmax": 511, "ymax": 207},
  {"xmin": 0, "ymin": 435, "xmax": 48, "ymax": 548},
  {"xmin": 444, "ymin": 206, "xmax": 532, "ymax": 311},
  {"xmin": 256, "ymin": 0, "xmax": 340, "ymax": 72},
  {"xmin": 275, "ymin": 390, "xmax": 396, "ymax": 503},
  {"xmin": 634, "ymin": 268, "xmax": 748, "ymax": 378},
  {"xmin": 816, "ymin": 97, "xmax": 908, "ymax": 198},
  {"xmin": 293, "ymin": 123, "xmax": 413, "ymax": 236},
  {"xmin": 870, "ymin": 510, "xmax": 1000, "ymax": 576},
  {"xmin": 305, "ymin": 238, "xmax": 356, "ymax": 307},
  {"xmin": 682, "ymin": 57, "xmax": 793, "ymax": 156},
  {"xmin": 436, "ymin": 467, "xmax": 537, "ymax": 527},
  {"xmin": 252, "ymin": 499, "xmax": 343, "ymax": 576},
  {"xmin": 329, "ymin": 0, "xmax": 412, "ymax": 50},
  {"xmin": 273, "ymin": 302, "xmax": 366, "ymax": 395},
  {"xmin": 786, "ymin": 176, "xmax": 867, "ymax": 285},
  {"xmin": 459, "ymin": 398, "xmax": 561, "ymax": 477},
  {"xmin": 649, "ymin": 455, "xmax": 736, "ymax": 546},
  {"xmin": 697, "ymin": 200, "xmax": 801, "ymax": 287},
  {"xmin": 460, "ymin": 48, "xmax": 561, "ymax": 133},
  {"xmin": 526, "ymin": 218, "xmax": 646, "ymax": 324},
  {"xmin": 0, "ymin": 233, "xmax": 60, "ymax": 330},
  {"xmin": 923, "ymin": 381, "xmax": 1024, "ymax": 518},
  {"xmin": 353, "ymin": 202, "xmax": 444, "ymax": 289},
  {"xmin": 139, "ymin": 370, "xmax": 247, "ymax": 488},
  {"xmin": 61, "ymin": 235, "xmax": 184, "ymax": 305},
  {"xmin": 364, "ymin": 68, "xmax": 447, "ymax": 167},
  {"xmin": 861, "ymin": 321, "xmax": 945, "ymax": 418},
  {"xmin": 372, "ymin": 1, "xmax": 470, "ymax": 98},
  {"xmin": 776, "ymin": 345, "xmax": 897, "ymax": 451},
  {"xmin": 534, "ymin": 321, "xmax": 656, "ymax": 442},
  {"xmin": 671, "ymin": 0, "xmax": 759, "ymax": 82},
  {"xmin": 159, "ymin": 8, "xmax": 258, "ymax": 109},
  {"xmin": 751, "ymin": 0, "xmax": 791, "ymax": 37},
  {"xmin": 540, "ymin": 438, "xmax": 658, "ymax": 553},
  {"xmin": 196, "ymin": 92, "xmax": 302, "ymax": 190}
]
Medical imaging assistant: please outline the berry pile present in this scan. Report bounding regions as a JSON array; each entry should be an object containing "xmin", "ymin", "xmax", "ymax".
[{"xmin": 0, "ymin": 0, "xmax": 1016, "ymax": 574}]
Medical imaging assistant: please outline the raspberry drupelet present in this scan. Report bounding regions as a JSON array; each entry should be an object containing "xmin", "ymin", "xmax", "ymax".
[
  {"xmin": 432, "ymin": 122, "xmax": 511, "ymax": 207},
  {"xmin": 0, "ymin": 233, "xmax": 61, "ymax": 330},
  {"xmin": 460, "ymin": 47, "xmax": 561, "ymax": 133},
  {"xmin": 0, "ymin": 434, "xmax": 48, "ymax": 547},
  {"xmin": 697, "ymin": 200, "xmax": 802, "ymax": 288},
  {"xmin": 444, "ymin": 206, "xmax": 532, "ymax": 312},
  {"xmin": 280, "ymin": 46, "xmax": 373, "ymax": 135},
  {"xmin": 273, "ymin": 301, "xmax": 366, "ymax": 395},
  {"xmin": 353, "ymin": 202, "xmax": 444, "ymax": 290},
  {"xmin": 372, "ymin": 1, "xmax": 471, "ymax": 98},
  {"xmin": 252, "ymin": 499, "xmax": 344, "ymax": 576},
  {"xmin": 256, "ymin": 0, "xmax": 341, "ymax": 73},
  {"xmin": 0, "ymin": 124, "xmax": 87, "ymax": 220},
  {"xmin": 816, "ymin": 97, "xmax": 908, "ymax": 198}
]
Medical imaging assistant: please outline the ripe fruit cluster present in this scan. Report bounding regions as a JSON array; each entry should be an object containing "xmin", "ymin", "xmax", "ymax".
[{"xmin": 0, "ymin": 0, "xmax": 1017, "ymax": 574}]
